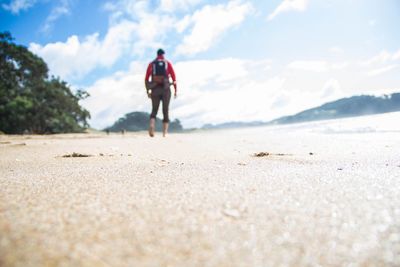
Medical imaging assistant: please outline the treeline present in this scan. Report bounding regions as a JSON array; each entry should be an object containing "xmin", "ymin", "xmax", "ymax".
[
  {"xmin": 0, "ymin": 32, "xmax": 90, "ymax": 134},
  {"xmin": 105, "ymin": 112, "xmax": 183, "ymax": 132}
]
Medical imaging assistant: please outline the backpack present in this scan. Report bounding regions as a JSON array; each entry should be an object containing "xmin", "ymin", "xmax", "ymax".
[{"xmin": 152, "ymin": 59, "xmax": 167, "ymax": 84}]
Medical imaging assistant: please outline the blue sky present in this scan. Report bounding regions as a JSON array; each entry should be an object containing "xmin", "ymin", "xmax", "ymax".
[{"xmin": 1, "ymin": 0, "xmax": 400, "ymax": 129}]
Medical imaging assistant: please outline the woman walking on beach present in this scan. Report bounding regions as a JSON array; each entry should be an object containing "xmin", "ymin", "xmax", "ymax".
[{"xmin": 145, "ymin": 49, "xmax": 177, "ymax": 137}]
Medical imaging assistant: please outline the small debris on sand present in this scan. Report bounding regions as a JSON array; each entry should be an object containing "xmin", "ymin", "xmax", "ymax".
[
  {"xmin": 254, "ymin": 152, "xmax": 270, "ymax": 157},
  {"xmin": 237, "ymin": 162, "xmax": 247, "ymax": 166},
  {"xmin": 253, "ymin": 152, "xmax": 291, "ymax": 157},
  {"xmin": 309, "ymin": 152, "xmax": 314, "ymax": 155},
  {"xmin": 62, "ymin": 152, "xmax": 92, "ymax": 158}
]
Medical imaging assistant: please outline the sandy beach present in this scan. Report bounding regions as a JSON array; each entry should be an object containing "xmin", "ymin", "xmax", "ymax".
[{"xmin": 1, "ymin": 113, "xmax": 400, "ymax": 267}]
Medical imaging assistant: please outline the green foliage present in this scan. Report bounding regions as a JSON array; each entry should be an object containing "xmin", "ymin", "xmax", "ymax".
[
  {"xmin": 0, "ymin": 31, "xmax": 90, "ymax": 134},
  {"xmin": 106, "ymin": 112, "xmax": 183, "ymax": 132}
]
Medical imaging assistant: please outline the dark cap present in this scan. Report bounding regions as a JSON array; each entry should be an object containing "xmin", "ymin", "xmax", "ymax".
[{"xmin": 157, "ymin": 48, "xmax": 165, "ymax": 56}]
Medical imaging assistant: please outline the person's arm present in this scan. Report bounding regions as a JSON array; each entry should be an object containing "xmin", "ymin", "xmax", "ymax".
[
  {"xmin": 145, "ymin": 63, "xmax": 152, "ymax": 98},
  {"xmin": 145, "ymin": 62, "xmax": 152, "ymax": 83},
  {"xmin": 167, "ymin": 61, "xmax": 177, "ymax": 97}
]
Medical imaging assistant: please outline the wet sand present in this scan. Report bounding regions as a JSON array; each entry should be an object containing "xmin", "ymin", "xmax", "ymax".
[{"xmin": 1, "ymin": 124, "xmax": 399, "ymax": 266}]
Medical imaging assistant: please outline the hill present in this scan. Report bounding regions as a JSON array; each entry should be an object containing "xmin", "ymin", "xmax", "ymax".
[
  {"xmin": 270, "ymin": 93, "xmax": 400, "ymax": 125},
  {"xmin": 105, "ymin": 112, "xmax": 183, "ymax": 132}
]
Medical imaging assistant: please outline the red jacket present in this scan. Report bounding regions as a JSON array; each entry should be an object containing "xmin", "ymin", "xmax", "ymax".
[{"xmin": 145, "ymin": 55, "xmax": 177, "ymax": 91}]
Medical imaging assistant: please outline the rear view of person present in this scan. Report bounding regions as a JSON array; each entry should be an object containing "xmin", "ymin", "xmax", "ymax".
[{"xmin": 145, "ymin": 49, "xmax": 177, "ymax": 137}]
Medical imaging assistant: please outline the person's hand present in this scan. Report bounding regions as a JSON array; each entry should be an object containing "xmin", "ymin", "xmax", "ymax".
[
  {"xmin": 174, "ymin": 92, "xmax": 177, "ymax": 99},
  {"xmin": 147, "ymin": 89, "xmax": 152, "ymax": 99}
]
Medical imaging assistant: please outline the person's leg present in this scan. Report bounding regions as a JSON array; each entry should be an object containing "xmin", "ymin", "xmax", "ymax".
[
  {"xmin": 149, "ymin": 118, "xmax": 155, "ymax": 137},
  {"xmin": 149, "ymin": 90, "xmax": 161, "ymax": 137},
  {"xmin": 161, "ymin": 88, "xmax": 171, "ymax": 137},
  {"xmin": 162, "ymin": 122, "xmax": 169, "ymax": 137}
]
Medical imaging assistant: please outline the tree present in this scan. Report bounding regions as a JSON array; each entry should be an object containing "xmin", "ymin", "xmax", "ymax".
[{"xmin": 0, "ymin": 31, "xmax": 90, "ymax": 134}]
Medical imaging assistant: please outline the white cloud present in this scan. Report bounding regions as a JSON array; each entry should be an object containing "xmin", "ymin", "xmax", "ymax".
[
  {"xmin": 102, "ymin": 0, "xmax": 178, "ymax": 55},
  {"xmin": 361, "ymin": 49, "xmax": 400, "ymax": 77},
  {"xmin": 103, "ymin": 0, "xmax": 146, "ymax": 20},
  {"xmin": 287, "ymin": 60, "xmax": 329, "ymax": 72},
  {"xmin": 159, "ymin": 0, "xmax": 204, "ymax": 12},
  {"xmin": 392, "ymin": 49, "xmax": 400, "ymax": 61},
  {"xmin": 175, "ymin": 1, "xmax": 253, "ymax": 56},
  {"xmin": 287, "ymin": 60, "xmax": 350, "ymax": 73},
  {"xmin": 82, "ymin": 62, "xmax": 148, "ymax": 129},
  {"xmin": 367, "ymin": 65, "xmax": 399, "ymax": 76},
  {"xmin": 29, "ymin": 0, "xmax": 184, "ymax": 81},
  {"xmin": 321, "ymin": 79, "xmax": 342, "ymax": 99},
  {"xmin": 176, "ymin": 14, "xmax": 192, "ymax": 33},
  {"xmin": 363, "ymin": 50, "xmax": 392, "ymax": 66},
  {"xmin": 361, "ymin": 49, "xmax": 400, "ymax": 67},
  {"xmin": 42, "ymin": 0, "xmax": 72, "ymax": 33},
  {"xmin": 29, "ymin": 20, "xmax": 137, "ymax": 80},
  {"xmin": 103, "ymin": 0, "xmax": 253, "ymax": 57},
  {"xmin": 2, "ymin": 0, "xmax": 36, "ymax": 14},
  {"xmin": 132, "ymin": 13, "xmax": 176, "ymax": 55},
  {"xmin": 268, "ymin": 0, "xmax": 309, "ymax": 21},
  {"xmin": 173, "ymin": 58, "xmax": 275, "ymax": 123}
]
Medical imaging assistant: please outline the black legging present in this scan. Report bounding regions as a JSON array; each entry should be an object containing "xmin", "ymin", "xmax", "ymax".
[{"xmin": 150, "ymin": 87, "xmax": 171, "ymax": 123}]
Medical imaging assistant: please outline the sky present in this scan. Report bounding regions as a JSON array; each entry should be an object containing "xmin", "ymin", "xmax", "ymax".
[{"xmin": 1, "ymin": 0, "xmax": 400, "ymax": 129}]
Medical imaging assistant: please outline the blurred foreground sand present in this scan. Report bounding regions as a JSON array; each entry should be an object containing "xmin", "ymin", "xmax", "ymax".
[{"xmin": 1, "ymin": 123, "xmax": 400, "ymax": 266}]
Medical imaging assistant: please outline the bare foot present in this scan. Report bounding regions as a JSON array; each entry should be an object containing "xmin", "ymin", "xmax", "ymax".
[{"xmin": 149, "ymin": 128, "xmax": 154, "ymax": 137}]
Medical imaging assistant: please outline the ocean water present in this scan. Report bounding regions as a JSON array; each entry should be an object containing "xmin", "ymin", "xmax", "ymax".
[{"xmin": 269, "ymin": 112, "xmax": 400, "ymax": 134}]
